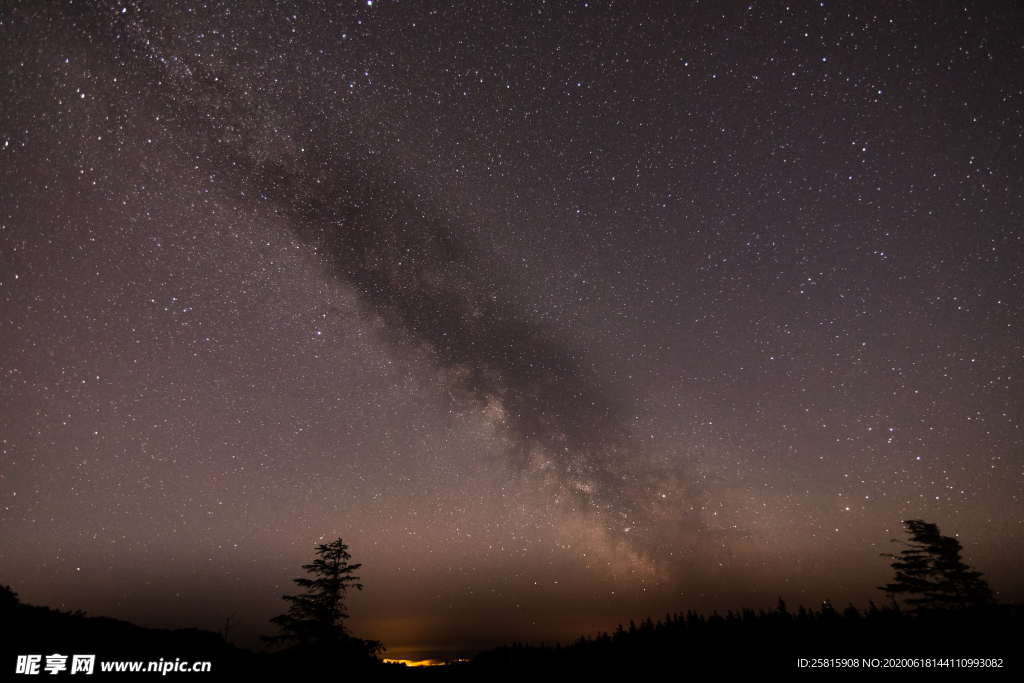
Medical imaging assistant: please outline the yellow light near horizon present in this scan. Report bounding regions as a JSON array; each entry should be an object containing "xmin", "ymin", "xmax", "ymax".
[{"xmin": 382, "ymin": 658, "xmax": 445, "ymax": 667}]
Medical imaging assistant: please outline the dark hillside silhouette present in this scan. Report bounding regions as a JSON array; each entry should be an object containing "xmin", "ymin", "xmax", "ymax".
[
  {"xmin": 1, "ymin": 584, "xmax": 256, "ymax": 679},
  {"xmin": 1, "ymin": 584, "xmax": 395, "ymax": 679}
]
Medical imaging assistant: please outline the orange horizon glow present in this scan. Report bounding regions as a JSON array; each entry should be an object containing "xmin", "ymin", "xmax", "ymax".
[{"xmin": 383, "ymin": 658, "xmax": 463, "ymax": 667}]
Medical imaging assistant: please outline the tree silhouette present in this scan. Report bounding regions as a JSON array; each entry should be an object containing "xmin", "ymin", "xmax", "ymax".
[
  {"xmin": 879, "ymin": 519, "xmax": 995, "ymax": 611},
  {"xmin": 263, "ymin": 538, "xmax": 382, "ymax": 665}
]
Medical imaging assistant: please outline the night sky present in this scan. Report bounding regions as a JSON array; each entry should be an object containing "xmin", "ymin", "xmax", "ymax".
[{"xmin": 2, "ymin": 0, "xmax": 1022, "ymax": 662}]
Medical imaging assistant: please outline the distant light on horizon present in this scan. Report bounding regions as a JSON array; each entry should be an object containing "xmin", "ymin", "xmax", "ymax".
[{"xmin": 383, "ymin": 658, "xmax": 467, "ymax": 668}]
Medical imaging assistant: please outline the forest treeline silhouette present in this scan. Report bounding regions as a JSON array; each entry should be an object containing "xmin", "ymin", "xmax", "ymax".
[
  {"xmin": 3, "ymin": 521, "xmax": 1018, "ymax": 676},
  {"xmin": 472, "ymin": 598, "xmax": 1019, "ymax": 673}
]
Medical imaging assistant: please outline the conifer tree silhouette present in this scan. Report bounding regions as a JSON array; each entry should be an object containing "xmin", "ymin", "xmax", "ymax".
[
  {"xmin": 264, "ymin": 538, "xmax": 382, "ymax": 663},
  {"xmin": 879, "ymin": 519, "xmax": 994, "ymax": 611}
]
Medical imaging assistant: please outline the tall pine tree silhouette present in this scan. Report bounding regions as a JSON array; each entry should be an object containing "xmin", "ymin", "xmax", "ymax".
[{"xmin": 264, "ymin": 538, "xmax": 382, "ymax": 664}]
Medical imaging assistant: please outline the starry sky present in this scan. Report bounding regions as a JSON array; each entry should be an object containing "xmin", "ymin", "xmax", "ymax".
[{"xmin": 2, "ymin": 0, "xmax": 1022, "ymax": 661}]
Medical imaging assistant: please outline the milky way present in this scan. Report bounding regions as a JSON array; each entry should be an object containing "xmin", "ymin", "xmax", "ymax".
[{"xmin": 73, "ymin": 1, "xmax": 709, "ymax": 565}]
